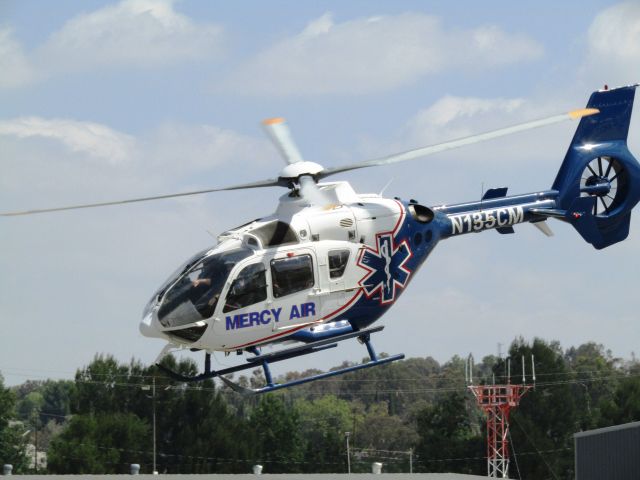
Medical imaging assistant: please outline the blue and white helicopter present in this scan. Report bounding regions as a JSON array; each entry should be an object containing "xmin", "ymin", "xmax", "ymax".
[{"xmin": 4, "ymin": 84, "xmax": 639, "ymax": 393}]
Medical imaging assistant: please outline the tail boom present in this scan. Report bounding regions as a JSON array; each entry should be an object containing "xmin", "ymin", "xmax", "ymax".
[
  {"xmin": 437, "ymin": 190, "xmax": 558, "ymax": 238},
  {"xmin": 437, "ymin": 85, "xmax": 640, "ymax": 247}
]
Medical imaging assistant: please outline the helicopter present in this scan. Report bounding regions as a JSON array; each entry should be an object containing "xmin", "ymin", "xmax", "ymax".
[{"xmin": 3, "ymin": 84, "xmax": 639, "ymax": 394}]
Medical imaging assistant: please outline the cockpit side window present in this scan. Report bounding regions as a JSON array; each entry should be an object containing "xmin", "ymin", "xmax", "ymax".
[
  {"xmin": 328, "ymin": 249, "xmax": 350, "ymax": 278},
  {"xmin": 251, "ymin": 221, "xmax": 298, "ymax": 247},
  {"xmin": 271, "ymin": 255, "xmax": 314, "ymax": 298},
  {"xmin": 223, "ymin": 263, "xmax": 267, "ymax": 313}
]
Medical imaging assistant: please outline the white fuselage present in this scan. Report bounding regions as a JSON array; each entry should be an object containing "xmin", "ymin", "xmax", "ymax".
[{"xmin": 140, "ymin": 182, "xmax": 405, "ymax": 352}]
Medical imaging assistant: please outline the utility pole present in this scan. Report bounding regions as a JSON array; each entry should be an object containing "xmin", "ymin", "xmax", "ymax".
[
  {"xmin": 409, "ymin": 448, "xmax": 413, "ymax": 474},
  {"xmin": 34, "ymin": 418, "xmax": 38, "ymax": 473},
  {"xmin": 142, "ymin": 376, "xmax": 157, "ymax": 474},
  {"xmin": 30, "ymin": 409, "xmax": 40, "ymax": 473},
  {"xmin": 152, "ymin": 376, "xmax": 156, "ymax": 475},
  {"xmin": 345, "ymin": 431, "xmax": 351, "ymax": 474}
]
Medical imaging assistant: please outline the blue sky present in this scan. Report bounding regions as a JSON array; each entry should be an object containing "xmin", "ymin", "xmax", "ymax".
[{"xmin": 1, "ymin": 0, "xmax": 639, "ymax": 386}]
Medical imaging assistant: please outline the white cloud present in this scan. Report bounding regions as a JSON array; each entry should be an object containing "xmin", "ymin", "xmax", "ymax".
[
  {"xmin": 362, "ymin": 94, "xmax": 541, "ymax": 163},
  {"xmin": 38, "ymin": 0, "xmax": 223, "ymax": 71},
  {"xmin": 0, "ymin": 27, "xmax": 37, "ymax": 88},
  {"xmin": 220, "ymin": 12, "xmax": 543, "ymax": 96},
  {"xmin": 143, "ymin": 122, "xmax": 274, "ymax": 172},
  {"xmin": 0, "ymin": 115, "xmax": 279, "ymax": 204},
  {"xmin": 0, "ymin": 117, "xmax": 136, "ymax": 164},
  {"xmin": 406, "ymin": 95, "xmax": 525, "ymax": 140},
  {"xmin": 583, "ymin": 2, "xmax": 640, "ymax": 85},
  {"xmin": 0, "ymin": 116, "xmax": 275, "ymax": 171},
  {"xmin": 0, "ymin": 0, "xmax": 224, "ymax": 87}
]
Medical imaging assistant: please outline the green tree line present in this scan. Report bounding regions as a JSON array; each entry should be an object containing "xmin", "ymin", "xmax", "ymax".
[{"xmin": 2, "ymin": 337, "xmax": 639, "ymax": 478}]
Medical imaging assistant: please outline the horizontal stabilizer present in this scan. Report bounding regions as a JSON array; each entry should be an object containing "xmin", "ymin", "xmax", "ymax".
[{"xmin": 482, "ymin": 187, "xmax": 508, "ymax": 200}]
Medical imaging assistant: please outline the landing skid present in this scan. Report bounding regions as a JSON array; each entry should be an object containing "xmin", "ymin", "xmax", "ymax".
[{"xmin": 156, "ymin": 325, "xmax": 404, "ymax": 394}]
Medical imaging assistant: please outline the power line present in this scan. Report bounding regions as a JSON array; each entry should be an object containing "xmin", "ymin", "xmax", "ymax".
[
  {"xmin": 4, "ymin": 370, "xmax": 638, "ymax": 397},
  {"xmin": 508, "ymin": 424, "xmax": 522, "ymax": 480},
  {"xmin": 47, "ymin": 437, "xmax": 572, "ymax": 468},
  {"xmin": 511, "ymin": 414, "xmax": 560, "ymax": 480},
  {"xmin": 2, "ymin": 363, "xmax": 635, "ymax": 383}
]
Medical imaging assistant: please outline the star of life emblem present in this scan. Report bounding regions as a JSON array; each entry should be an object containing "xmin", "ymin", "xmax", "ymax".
[{"xmin": 357, "ymin": 232, "xmax": 412, "ymax": 305}]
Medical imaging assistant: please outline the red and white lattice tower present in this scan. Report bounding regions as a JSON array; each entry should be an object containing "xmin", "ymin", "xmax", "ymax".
[{"xmin": 466, "ymin": 355, "xmax": 534, "ymax": 478}]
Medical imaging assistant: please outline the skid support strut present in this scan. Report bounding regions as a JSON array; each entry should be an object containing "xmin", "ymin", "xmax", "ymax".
[{"xmin": 157, "ymin": 325, "xmax": 404, "ymax": 394}]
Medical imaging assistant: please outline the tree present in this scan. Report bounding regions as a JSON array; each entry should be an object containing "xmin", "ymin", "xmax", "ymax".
[
  {"xmin": 153, "ymin": 371, "xmax": 252, "ymax": 473},
  {"xmin": 16, "ymin": 391, "xmax": 44, "ymax": 423},
  {"xmin": 353, "ymin": 401, "xmax": 418, "ymax": 473},
  {"xmin": 507, "ymin": 338, "xmax": 578, "ymax": 480},
  {"xmin": 40, "ymin": 380, "xmax": 75, "ymax": 424},
  {"xmin": 0, "ymin": 374, "xmax": 28, "ymax": 473},
  {"xmin": 70, "ymin": 354, "xmax": 254, "ymax": 474},
  {"xmin": 36, "ymin": 419, "xmax": 65, "ymax": 453},
  {"xmin": 295, "ymin": 394, "xmax": 357, "ymax": 472},
  {"xmin": 8, "ymin": 337, "xmax": 638, "ymax": 476},
  {"xmin": 249, "ymin": 395, "xmax": 304, "ymax": 473},
  {"xmin": 598, "ymin": 375, "xmax": 640, "ymax": 426},
  {"xmin": 414, "ymin": 391, "xmax": 483, "ymax": 474},
  {"xmin": 565, "ymin": 342, "xmax": 619, "ymax": 429},
  {"xmin": 73, "ymin": 354, "xmax": 143, "ymax": 415},
  {"xmin": 47, "ymin": 413, "xmax": 149, "ymax": 474}
]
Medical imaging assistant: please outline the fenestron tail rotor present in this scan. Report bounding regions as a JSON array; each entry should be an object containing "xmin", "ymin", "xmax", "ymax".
[
  {"xmin": 580, "ymin": 155, "xmax": 628, "ymax": 216},
  {"xmin": 0, "ymin": 108, "xmax": 599, "ymax": 217}
]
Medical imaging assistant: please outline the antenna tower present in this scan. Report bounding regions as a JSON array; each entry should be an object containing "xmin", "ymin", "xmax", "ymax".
[{"xmin": 465, "ymin": 354, "xmax": 535, "ymax": 478}]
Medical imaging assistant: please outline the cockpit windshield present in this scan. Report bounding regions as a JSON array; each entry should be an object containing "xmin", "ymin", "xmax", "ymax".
[
  {"xmin": 155, "ymin": 247, "xmax": 212, "ymax": 300},
  {"xmin": 157, "ymin": 247, "xmax": 252, "ymax": 328}
]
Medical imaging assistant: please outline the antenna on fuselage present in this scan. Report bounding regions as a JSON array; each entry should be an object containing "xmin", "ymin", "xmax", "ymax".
[{"xmin": 379, "ymin": 177, "xmax": 395, "ymax": 197}]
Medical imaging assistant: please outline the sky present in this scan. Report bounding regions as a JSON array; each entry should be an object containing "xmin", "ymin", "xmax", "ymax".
[{"xmin": 1, "ymin": 0, "xmax": 639, "ymax": 386}]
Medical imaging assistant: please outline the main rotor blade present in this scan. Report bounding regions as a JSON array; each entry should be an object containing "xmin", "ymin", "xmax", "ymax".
[
  {"xmin": 0, "ymin": 178, "xmax": 280, "ymax": 217},
  {"xmin": 319, "ymin": 108, "xmax": 600, "ymax": 178},
  {"xmin": 262, "ymin": 117, "xmax": 304, "ymax": 165}
]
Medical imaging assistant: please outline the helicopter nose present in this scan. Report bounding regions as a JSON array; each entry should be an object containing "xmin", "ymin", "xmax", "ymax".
[{"xmin": 139, "ymin": 312, "xmax": 164, "ymax": 339}]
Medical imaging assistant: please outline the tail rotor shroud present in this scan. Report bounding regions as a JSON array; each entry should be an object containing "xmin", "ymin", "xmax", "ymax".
[
  {"xmin": 549, "ymin": 84, "xmax": 640, "ymax": 249},
  {"xmin": 580, "ymin": 156, "xmax": 629, "ymax": 216}
]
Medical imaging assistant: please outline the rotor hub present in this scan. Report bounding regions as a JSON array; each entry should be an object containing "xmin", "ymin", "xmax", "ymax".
[
  {"xmin": 583, "ymin": 175, "xmax": 611, "ymax": 196},
  {"xmin": 278, "ymin": 161, "xmax": 325, "ymax": 183}
]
